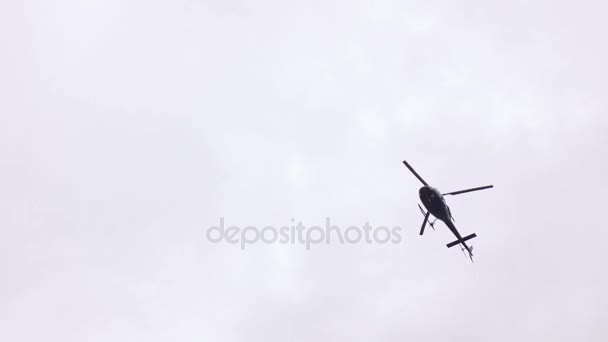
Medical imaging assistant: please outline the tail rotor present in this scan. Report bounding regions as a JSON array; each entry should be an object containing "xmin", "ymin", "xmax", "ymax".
[{"xmin": 460, "ymin": 245, "xmax": 474, "ymax": 262}]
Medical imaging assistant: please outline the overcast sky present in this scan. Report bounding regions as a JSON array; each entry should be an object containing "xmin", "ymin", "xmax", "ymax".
[{"xmin": 2, "ymin": 0, "xmax": 608, "ymax": 341}]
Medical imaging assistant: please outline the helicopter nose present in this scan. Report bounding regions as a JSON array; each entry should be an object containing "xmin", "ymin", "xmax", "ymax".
[{"xmin": 418, "ymin": 186, "xmax": 432, "ymax": 206}]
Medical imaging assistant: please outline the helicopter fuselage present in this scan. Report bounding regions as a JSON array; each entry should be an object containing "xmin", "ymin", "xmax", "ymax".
[
  {"xmin": 419, "ymin": 186, "xmax": 451, "ymax": 223},
  {"xmin": 419, "ymin": 185, "xmax": 472, "ymax": 257}
]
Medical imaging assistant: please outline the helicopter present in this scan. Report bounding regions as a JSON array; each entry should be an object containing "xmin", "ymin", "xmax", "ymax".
[{"xmin": 402, "ymin": 159, "xmax": 493, "ymax": 261}]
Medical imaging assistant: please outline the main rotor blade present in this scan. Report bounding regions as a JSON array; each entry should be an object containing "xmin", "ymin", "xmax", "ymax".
[
  {"xmin": 402, "ymin": 160, "xmax": 428, "ymax": 186},
  {"xmin": 420, "ymin": 211, "xmax": 430, "ymax": 235},
  {"xmin": 443, "ymin": 185, "xmax": 493, "ymax": 196}
]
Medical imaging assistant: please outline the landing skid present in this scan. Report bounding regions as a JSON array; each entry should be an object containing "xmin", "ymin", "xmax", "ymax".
[{"xmin": 417, "ymin": 204, "xmax": 437, "ymax": 231}]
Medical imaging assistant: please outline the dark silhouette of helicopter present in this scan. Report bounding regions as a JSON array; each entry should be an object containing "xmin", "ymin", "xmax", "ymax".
[{"xmin": 402, "ymin": 159, "xmax": 493, "ymax": 261}]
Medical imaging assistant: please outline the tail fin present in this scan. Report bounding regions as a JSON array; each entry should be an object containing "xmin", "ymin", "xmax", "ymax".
[{"xmin": 461, "ymin": 245, "xmax": 474, "ymax": 261}]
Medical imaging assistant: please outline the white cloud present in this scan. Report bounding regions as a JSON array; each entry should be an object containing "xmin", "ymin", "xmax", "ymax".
[{"xmin": 2, "ymin": 0, "xmax": 608, "ymax": 341}]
